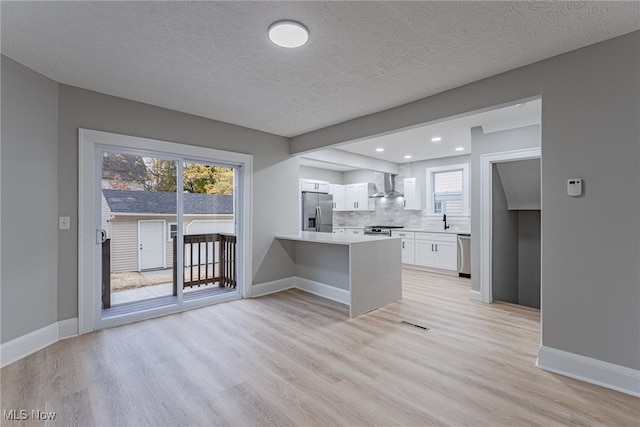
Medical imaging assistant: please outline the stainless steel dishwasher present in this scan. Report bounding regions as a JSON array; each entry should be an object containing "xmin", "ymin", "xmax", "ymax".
[{"xmin": 457, "ymin": 234, "xmax": 471, "ymax": 278}]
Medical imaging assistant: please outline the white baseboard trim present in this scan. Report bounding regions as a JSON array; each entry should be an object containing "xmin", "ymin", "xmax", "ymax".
[
  {"xmin": 536, "ymin": 345, "xmax": 640, "ymax": 397},
  {"xmin": 1, "ymin": 323, "xmax": 58, "ymax": 368},
  {"xmin": 1, "ymin": 318, "xmax": 80, "ymax": 368},
  {"xmin": 58, "ymin": 318, "xmax": 79, "ymax": 340},
  {"xmin": 295, "ymin": 277, "xmax": 350, "ymax": 305},
  {"xmin": 469, "ymin": 289, "xmax": 482, "ymax": 302},
  {"xmin": 252, "ymin": 277, "xmax": 295, "ymax": 298}
]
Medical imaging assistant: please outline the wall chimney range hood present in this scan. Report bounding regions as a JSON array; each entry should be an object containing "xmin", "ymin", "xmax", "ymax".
[{"xmin": 370, "ymin": 173, "xmax": 404, "ymax": 198}]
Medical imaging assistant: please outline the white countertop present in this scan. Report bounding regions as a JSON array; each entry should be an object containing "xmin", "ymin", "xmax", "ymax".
[
  {"xmin": 276, "ymin": 231, "xmax": 398, "ymax": 245},
  {"xmin": 400, "ymin": 228, "xmax": 470, "ymax": 235}
]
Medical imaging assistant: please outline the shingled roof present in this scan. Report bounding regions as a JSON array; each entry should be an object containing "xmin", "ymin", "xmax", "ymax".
[{"xmin": 103, "ymin": 189, "xmax": 233, "ymax": 215}]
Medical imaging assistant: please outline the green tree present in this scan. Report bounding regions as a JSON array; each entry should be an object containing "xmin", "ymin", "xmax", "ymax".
[
  {"xmin": 110, "ymin": 156, "xmax": 232, "ymax": 194},
  {"xmin": 144, "ymin": 158, "xmax": 177, "ymax": 192},
  {"xmin": 183, "ymin": 164, "xmax": 233, "ymax": 194}
]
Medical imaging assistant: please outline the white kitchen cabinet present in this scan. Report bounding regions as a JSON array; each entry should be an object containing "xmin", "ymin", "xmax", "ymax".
[
  {"xmin": 414, "ymin": 232, "xmax": 457, "ymax": 271},
  {"xmin": 415, "ymin": 240, "xmax": 437, "ymax": 267},
  {"xmin": 300, "ymin": 178, "xmax": 329, "ymax": 193},
  {"xmin": 345, "ymin": 183, "xmax": 374, "ymax": 211},
  {"xmin": 403, "ymin": 177, "xmax": 422, "ymax": 210},
  {"xmin": 401, "ymin": 239, "xmax": 416, "ymax": 264},
  {"xmin": 329, "ymin": 184, "xmax": 347, "ymax": 210},
  {"xmin": 434, "ymin": 240, "xmax": 457, "ymax": 271},
  {"xmin": 392, "ymin": 230, "xmax": 416, "ymax": 265}
]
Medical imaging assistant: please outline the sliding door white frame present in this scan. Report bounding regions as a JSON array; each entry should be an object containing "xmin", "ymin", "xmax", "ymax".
[{"xmin": 78, "ymin": 129, "xmax": 252, "ymax": 334}]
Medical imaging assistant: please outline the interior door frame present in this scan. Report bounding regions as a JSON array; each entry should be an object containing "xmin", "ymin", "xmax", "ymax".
[
  {"xmin": 478, "ymin": 147, "xmax": 541, "ymax": 303},
  {"xmin": 78, "ymin": 128, "xmax": 253, "ymax": 334}
]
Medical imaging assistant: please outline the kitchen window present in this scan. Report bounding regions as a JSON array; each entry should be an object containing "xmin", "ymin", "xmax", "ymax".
[{"xmin": 426, "ymin": 163, "xmax": 469, "ymax": 215}]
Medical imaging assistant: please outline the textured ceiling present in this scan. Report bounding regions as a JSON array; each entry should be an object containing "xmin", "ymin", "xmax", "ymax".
[{"xmin": 2, "ymin": 1, "xmax": 639, "ymax": 138}]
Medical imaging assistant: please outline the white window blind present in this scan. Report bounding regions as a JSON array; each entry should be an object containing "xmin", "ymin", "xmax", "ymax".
[
  {"xmin": 426, "ymin": 163, "xmax": 469, "ymax": 215},
  {"xmin": 434, "ymin": 170, "xmax": 463, "ymax": 193},
  {"xmin": 433, "ymin": 169, "xmax": 463, "ymax": 214}
]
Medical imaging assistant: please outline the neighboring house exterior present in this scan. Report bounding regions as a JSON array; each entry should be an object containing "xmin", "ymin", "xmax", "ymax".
[
  {"xmin": 101, "ymin": 152, "xmax": 148, "ymax": 190},
  {"xmin": 102, "ymin": 189, "xmax": 234, "ymax": 272}
]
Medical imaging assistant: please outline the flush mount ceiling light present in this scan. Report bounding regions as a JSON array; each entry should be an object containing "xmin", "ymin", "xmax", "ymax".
[
  {"xmin": 431, "ymin": 137, "xmax": 442, "ymax": 142},
  {"xmin": 376, "ymin": 148, "xmax": 385, "ymax": 152},
  {"xmin": 455, "ymin": 147, "xmax": 464, "ymax": 151},
  {"xmin": 268, "ymin": 20, "xmax": 309, "ymax": 48},
  {"xmin": 404, "ymin": 155, "xmax": 412, "ymax": 159}
]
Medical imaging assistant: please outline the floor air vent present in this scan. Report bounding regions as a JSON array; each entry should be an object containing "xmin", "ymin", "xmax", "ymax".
[{"xmin": 399, "ymin": 320, "xmax": 430, "ymax": 331}]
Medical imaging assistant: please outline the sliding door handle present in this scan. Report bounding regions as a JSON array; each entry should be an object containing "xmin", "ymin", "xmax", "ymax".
[{"xmin": 96, "ymin": 229, "xmax": 107, "ymax": 244}]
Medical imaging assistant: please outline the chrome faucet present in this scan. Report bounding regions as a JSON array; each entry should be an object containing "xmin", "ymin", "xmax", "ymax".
[{"xmin": 443, "ymin": 214, "xmax": 450, "ymax": 230}]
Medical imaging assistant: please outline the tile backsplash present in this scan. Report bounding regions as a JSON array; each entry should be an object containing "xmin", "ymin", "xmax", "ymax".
[{"xmin": 334, "ymin": 197, "xmax": 470, "ymax": 232}]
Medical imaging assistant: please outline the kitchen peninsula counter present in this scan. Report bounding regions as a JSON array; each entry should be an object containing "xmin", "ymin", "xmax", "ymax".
[{"xmin": 275, "ymin": 231, "xmax": 402, "ymax": 317}]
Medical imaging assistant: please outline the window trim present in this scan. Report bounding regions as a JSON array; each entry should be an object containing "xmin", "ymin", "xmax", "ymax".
[
  {"xmin": 168, "ymin": 223, "xmax": 178, "ymax": 242},
  {"xmin": 425, "ymin": 163, "xmax": 470, "ymax": 216}
]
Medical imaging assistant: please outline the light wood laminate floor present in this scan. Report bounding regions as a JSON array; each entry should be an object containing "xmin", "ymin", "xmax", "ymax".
[{"xmin": 2, "ymin": 270, "xmax": 638, "ymax": 426}]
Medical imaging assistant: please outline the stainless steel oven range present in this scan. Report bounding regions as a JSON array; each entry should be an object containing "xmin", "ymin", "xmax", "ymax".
[{"xmin": 363, "ymin": 225, "xmax": 404, "ymax": 236}]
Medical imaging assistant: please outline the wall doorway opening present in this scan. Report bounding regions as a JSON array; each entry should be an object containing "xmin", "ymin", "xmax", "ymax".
[
  {"xmin": 479, "ymin": 147, "xmax": 541, "ymax": 304},
  {"xmin": 490, "ymin": 159, "xmax": 541, "ymax": 308}
]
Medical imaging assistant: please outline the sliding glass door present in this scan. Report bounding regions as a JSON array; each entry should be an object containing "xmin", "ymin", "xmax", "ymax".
[{"xmin": 85, "ymin": 136, "xmax": 244, "ymax": 330}]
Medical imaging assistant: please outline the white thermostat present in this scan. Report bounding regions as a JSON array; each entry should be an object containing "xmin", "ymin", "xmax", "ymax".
[{"xmin": 567, "ymin": 178, "xmax": 582, "ymax": 197}]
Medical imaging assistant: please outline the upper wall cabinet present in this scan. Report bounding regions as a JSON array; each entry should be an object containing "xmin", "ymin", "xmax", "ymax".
[
  {"xmin": 345, "ymin": 183, "xmax": 375, "ymax": 211},
  {"xmin": 403, "ymin": 177, "xmax": 422, "ymax": 210},
  {"xmin": 300, "ymin": 178, "xmax": 330, "ymax": 193},
  {"xmin": 328, "ymin": 184, "xmax": 347, "ymax": 210}
]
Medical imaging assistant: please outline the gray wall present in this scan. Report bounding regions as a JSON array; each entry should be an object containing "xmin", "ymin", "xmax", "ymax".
[
  {"xmin": 292, "ymin": 32, "xmax": 640, "ymax": 371},
  {"xmin": 470, "ymin": 125, "xmax": 541, "ymax": 289},
  {"xmin": 3, "ymin": 31, "xmax": 639, "ymax": 374},
  {"xmin": 518, "ymin": 211, "xmax": 541, "ymax": 309},
  {"xmin": 1, "ymin": 57, "xmax": 59, "ymax": 342},
  {"xmin": 491, "ymin": 166, "xmax": 519, "ymax": 304},
  {"xmin": 299, "ymin": 166, "xmax": 344, "ymax": 184},
  {"xmin": 491, "ymin": 164, "xmax": 542, "ymax": 308},
  {"xmin": 56, "ymin": 85, "xmax": 298, "ymax": 320}
]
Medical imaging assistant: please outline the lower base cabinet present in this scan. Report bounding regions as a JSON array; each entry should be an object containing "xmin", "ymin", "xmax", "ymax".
[
  {"xmin": 401, "ymin": 238, "xmax": 415, "ymax": 264},
  {"xmin": 394, "ymin": 231, "xmax": 458, "ymax": 273},
  {"xmin": 415, "ymin": 233, "xmax": 458, "ymax": 271}
]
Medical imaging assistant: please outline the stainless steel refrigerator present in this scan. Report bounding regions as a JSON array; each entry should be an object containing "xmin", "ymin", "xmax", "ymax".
[{"xmin": 302, "ymin": 192, "xmax": 333, "ymax": 233}]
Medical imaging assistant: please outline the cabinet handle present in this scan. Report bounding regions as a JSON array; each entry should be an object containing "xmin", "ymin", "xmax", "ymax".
[
  {"xmin": 402, "ymin": 242, "xmax": 405, "ymax": 249},
  {"xmin": 403, "ymin": 200, "xmax": 406, "ymax": 207},
  {"xmin": 431, "ymin": 244, "xmax": 434, "ymax": 251},
  {"xmin": 435, "ymin": 244, "xmax": 438, "ymax": 252}
]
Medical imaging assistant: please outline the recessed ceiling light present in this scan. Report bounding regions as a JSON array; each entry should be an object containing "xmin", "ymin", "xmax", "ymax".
[
  {"xmin": 455, "ymin": 147, "xmax": 464, "ymax": 151},
  {"xmin": 404, "ymin": 155, "xmax": 412, "ymax": 159},
  {"xmin": 431, "ymin": 137, "xmax": 442, "ymax": 142},
  {"xmin": 268, "ymin": 20, "xmax": 309, "ymax": 48},
  {"xmin": 376, "ymin": 148, "xmax": 384, "ymax": 152}
]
